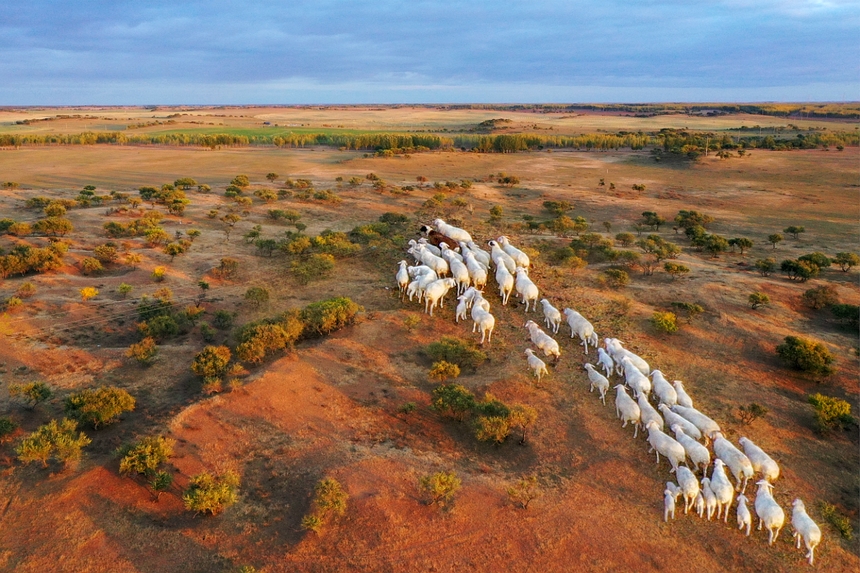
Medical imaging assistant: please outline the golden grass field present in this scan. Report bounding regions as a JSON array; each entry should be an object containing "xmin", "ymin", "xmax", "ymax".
[{"xmin": 0, "ymin": 106, "xmax": 857, "ymax": 572}]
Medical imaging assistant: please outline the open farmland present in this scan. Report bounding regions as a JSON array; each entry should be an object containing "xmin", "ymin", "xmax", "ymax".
[{"xmin": 0, "ymin": 105, "xmax": 858, "ymax": 573}]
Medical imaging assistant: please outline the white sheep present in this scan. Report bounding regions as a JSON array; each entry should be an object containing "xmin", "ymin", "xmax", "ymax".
[
  {"xmin": 539, "ymin": 299, "xmax": 562, "ymax": 334},
  {"xmin": 488, "ymin": 240, "xmax": 517, "ymax": 274},
  {"xmin": 463, "ymin": 250, "xmax": 488, "ymax": 291},
  {"xmin": 524, "ymin": 320, "xmax": 560, "ymax": 362},
  {"xmin": 471, "ymin": 306, "xmax": 495, "ymax": 344},
  {"xmin": 673, "ymin": 380, "xmax": 694, "ymax": 408},
  {"xmin": 622, "ymin": 357, "xmax": 652, "ymax": 399},
  {"xmin": 713, "ymin": 432, "xmax": 754, "ymax": 493},
  {"xmin": 396, "ymin": 260, "xmax": 410, "ymax": 293},
  {"xmin": 614, "ymin": 384, "xmax": 641, "ymax": 438},
  {"xmin": 701, "ymin": 477, "xmax": 718, "ymax": 521},
  {"xmin": 604, "ymin": 338, "xmax": 650, "ymax": 375},
  {"xmin": 710, "ymin": 459, "xmax": 735, "ymax": 523},
  {"xmin": 408, "ymin": 238, "xmax": 440, "ymax": 258},
  {"xmin": 676, "ymin": 466, "xmax": 700, "ymax": 514},
  {"xmin": 754, "ymin": 480, "xmax": 785, "ymax": 545},
  {"xmin": 695, "ymin": 491, "xmax": 706, "ymax": 518},
  {"xmin": 738, "ymin": 437, "xmax": 780, "ymax": 483},
  {"xmin": 460, "ymin": 286, "xmax": 484, "ymax": 309},
  {"xmin": 563, "ymin": 308, "xmax": 598, "ymax": 354},
  {"xmin": 583, "ymin": 363, "xmax": 609, "ymax": 405},
  {"xmin": 423, "ymin": 278, "xmax": 456, "ymax": 316},
  {"xmin": 455, "ymin": 295, "xmax": 469, "ymax": 324},
  {"xmin": 645, "ymin": 420, "xmax": 685, "ymax": 473},
  {"xmin": 417, "ymin": 237, "xmax": 444, "ymax": 257},
  {"xmin": 514, "ymin": 267, "xmax": 539, "ymax": 312},
  {"xmin": 659, "ymin": 404, "xmax": 703, "ymax": 442},
  {"xmin": 438, "ymin": 242, "xmax": 464, "ymax": 264},
  {"xmin": 638, "ymin": 393, "xmax": 663, "ymax": 433},
  {"xmin": 406, "ymin": 268, "xmax": 438, "ymax": 302},
  {"xmin": 791, "ymin": 498, "xmax": 821, "ymax": 566},
  {"xmin": 650, "ymin": 370, "xmax": 678, "ymax": 407},
  {"xmin": 432, "ymin": 218, "xmax": 473, "ymax": 244},
  {"xmin": 525, "ymin": 349, "xmax": 549, "ymax": 383},
  {"xmin": 415, "ymin": 244, "xmax": 449, "ymax": 277},
  {"xmin": 464, "ymin": 241, "xmax": 492, "ymax": 269},
  {"xmin": 664, "ymin": 486, "xmax": 680, "ymax": 522},
  {"xmin": 447, "ymin": 256, "xmax": 471, "ymax": 295},
  {"xmin": 670, "ymin": 424, "xmax": 710, "ymax": 475},
  {"xmin": 671, "ymin": 405, "xmax": 721, "ymax": 443},
  {"xmin": 597, "ymin": 347, "xmax": 614, "ymax": 377},
  {"xmin": 736, "ymin": 494, "xmax": 752, "ymax": 536},
  {"xmin": 497, "ymin": 235, "xmax": 530, "ymax": 268},
  {"xmin": 495, "ymin": 264, "xmax": 515, "ymax": 305}
]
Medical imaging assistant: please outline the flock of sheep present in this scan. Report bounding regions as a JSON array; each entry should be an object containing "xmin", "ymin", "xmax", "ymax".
[{"xmin": 395, "ymin": 218, "xmax": 823, "ymax": 566}]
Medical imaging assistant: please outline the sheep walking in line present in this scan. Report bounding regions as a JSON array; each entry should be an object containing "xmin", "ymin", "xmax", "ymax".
[
  {"xmin": 664, "ymin": 484, "xmax": 681, "ymax": 522},
  {"xmin": 659, "ymin": 405, "xmax": 703, "ymax": 442},
  {"xmin": 463, "ymin": 251, "xmax": 488, "ymax": 291},
  {"xmin": 564, "ymin": 308, "xmax": 598, "ymax": 354},
  {"xmin": 496, "ymin": 264, "xmax": 515, "ymax": 305},
  {"xmin": 524, "ymin": 320, "xmax": 561, "ymax": 363},
  {"xmin": 464, "ymin": 240, "xmax": 492, "ymax": 269},
  {"xmin": 738, "ymin": 437, "xmax": 780, "ymax": 483},
  {"xmin": 525, "ymin": 349, "xmax": 549, "ymax": 384},
  {"xmin": 455, "ymin": 295, "xmax": 469, "ymax": 324},
  {"xmin": 604, "ymin": 338, "xmax": 650, "ymax": 376},
  {"xmin": 791, "ymin": 498, "xmax": 822, "ymax": 565},
  {"xmin": 583, "ymin": 363, "xmax": 610, "ymax": 405},
  {"xmin": 650, "ymin": 370, "xmax": 678, "ymax": 407},
  {"xmin": 676, "ymin": 466, "xmax": 700, "ymax": 515},
  {"xmin": 713, "ymin": 432, "xmax": 754, "ymax": 493},
  {"xmin": 488, "ymin": 240, "xmax": 517, "ymax": 274},
  {"xmin": 638, "ymin": 393, "xmax": 664, "ymax": 433},
  {"xmin": 622, "ymin": 357, "xmax": 652, "ymax": 399},
  {"xmin": 497, "ymin": 235, "xmax": 530, "ymax": 268},
  {"xmin": 540, "ymin": 299, "xmax": 562, "ymax": 334},
  {"xmin": 471, "ymin": 305, "xmax": 495, "ymax": 345},
  {"xmin": 710, "ymin": 459, "xmax": 735, "ymax": 523},
  {"xmin": 423, "ymin": 278, "xmax": 456, "ymax": 317},
  {"xmin": 395, "ymin": 260, "xmax": 410, "ymax": 299},
  {"xmin": 431, "ymin": 218, "xmax": 473, "ymax": 244},
  {"xmin": 409, "ymin": 238, "xmax": 441, "ymax": 258},
  {"xmin": 645, "ymin": 420, "xmax": 685, "ymax": 473},
  {"xmin": 597, "ymin": 347, "xmax": 614, "ymax": 377},
  {"xmin": 754, "ymin": 480, "xmax": 785, "ymax": 545},
  {"xmin": 446, "ymin": 253, "xmax": 471, "ymax": 295},
  {"xmin": 701, "ymin": 477, "xmax": 718, "ymax": 521},
  {"xmin": 670, "ymin": 424, "xmax": 710, "ymax": 476},
  {"xmin": 614, "ymin": 384, "xmax": 641, "ymax": 438},
  {"xmin": 673, "ymin": 380, "xmax": 694, "ymax": 408},
  {"xmin": 671, "ymin": 405, "xmax": 721, "ymax": 444},
  {"xmin": 514, "ymin": 267, "xmax": 540, "ymax": 312},
  {"xmin": 695, "ymin": 491, "xmax": 706, "ymax": 518},
  {"xmin": 736, "ymin": 494, "xmax": 752, "ymax": 536}
]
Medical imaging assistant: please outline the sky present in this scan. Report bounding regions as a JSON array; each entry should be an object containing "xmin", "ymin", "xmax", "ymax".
[{"xmin": 1, "ymin": 0, "xmax": 858, "ymax": 105}]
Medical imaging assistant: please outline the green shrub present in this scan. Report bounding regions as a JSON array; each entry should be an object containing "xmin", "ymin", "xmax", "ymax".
[
  {"xmin": 431, "ymin": 384, "xmax": 476, "ymax": 421},
  {"xmin": 183, "ymin": 470, "xmax": 240, "ymax": 515},
  {"xmin": 821, "ymin": 502, "xmax": 854, "ymax": 540},
  {"xmin": 670, "ymin": 302, "xmax": 704, "ymax": 322},
  {"xmin": 830, "ymin": 303, "xmax": 859, "ymax": 330},
  {"xmin": 473, "ymin": 415, "xmax": 511, "ymax": 445},
  {"xmin": 118, "ymin": 435, "xmax": 175, "ymax": 477},
  {"xmin": 748, "ymin": 292, "xmax": 770, "ymax": 309},
  {"xmin": 244, "ymin": 286, "xmax": 270, "ymax": 308},
  {"xmin": 801, "ymin": 285, "xmax": 838, "ymax": 310},
  {"xmin": 601, "ymin": 269, "xmax": 630, "ymax": 289},
  {"xmin": 0, "ymin": 417, "xmax": 18, "ymax": 441},
  {"xmin": 213, "ymin": 310, "xmax": 235, "ymax": 330},
  {"xmin": 65, "ymin": 386, "xmax": 136, "ymax": 429},
  {"xmin": 429, "ymin": 361, "xmax": 461, "ymax": 382},
  {"xmin": 808, "ymin": 393, "xmax": 853, "ymax": 433},
  {"xmin": 738, "ymin": 403, "xmax": 769, "ymax": 424},
  {"xmin": 9, "ymin": 381, "xmax": 53, "ymax": 409},
  {"xmin": 651, "ymin": 311, "xmax": 678, "ymax": 334},
  {"xmin": 300, "ymin": 297, "xmax": 362, "ymax": 337},
  {"xmin": 426, "ymin": 337, "xmax": 487, "ymax": 371},
  {"xmin": 16, "ymin": 418, "xmax": 91, "ymax": 468},
  {"xmin": 291, "ymin": 253, "xmax": 336, "ymax": 284},
  {"xmin": 777, "ymin": 336, "xmax": 835, "ymax": 377},
  {"xmin": 419, "ymin": 471, "xmax": 461, "ymax": 507},
  {"xmin": 755, "ymin": 258, "xmax": 777, "ymax": 276},
  {"xmin": 191, "ymin": 346, "xmax": 232, "ymax": 378}
]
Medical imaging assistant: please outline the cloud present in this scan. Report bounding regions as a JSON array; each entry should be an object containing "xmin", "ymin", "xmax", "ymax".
[{"xmin": 1, "ymin": 1, "xmax": 857, "ymax": 103}]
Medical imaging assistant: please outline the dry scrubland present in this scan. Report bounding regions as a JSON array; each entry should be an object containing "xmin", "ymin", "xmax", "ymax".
[{"xmin": 0, "ymin": 106, "xmax": 858, "ymax": 573}]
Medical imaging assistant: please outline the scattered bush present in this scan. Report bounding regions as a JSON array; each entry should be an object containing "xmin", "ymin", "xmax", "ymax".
[
  {"xmin": 808, "ymin": 393, "xmax": 853, "ymax": 434},
  {"xmin": 16, "ymin": 418, "xmax": 91, "ymax": 468},
  {"xmin": 783, "ymin": 225, "xmax": 805, "ymax": 239},
  {"xmin": 302, "ymin": 477, "xmax": 348, "ymax": 533},
  {"xmin": 9, "ymin": 381, "xmax": 52, "ymax": 410},
  {"xmin": 244, "ymin": 286, "xmax": 270, "ymax": 308},
  {"xmin": 16, "ymin": 282, "xmax": 36, "ymax": 298},
  {"xmin": 601, "ymin": 269, "xmax": 630, "ymax": 289},
  {"xmin": 418, "ymin": 471, "xmax": 461, "ymax": 508},
  {"xmin": 79, "ymin": 257, "xmax": 104, "ymax": 276},
  {"xmin": 213, "ymin": 310, "xmax": 235, "ymax": 330},
  {"xmin": 234, "ymin": 318, "xmax": 302, "ymax": 364},
  {"xmin": 215, "ymin": 257, "xmax": 239, "ymax": 279},
  {"xmin": 291, "ymin": 253, "xmax": 335, "ymax": 284},
  {"xmin": 777, "ymin": 336, "xmax": 836, "ymax": 377},
  {"xmin": 118, "ymin": 435, "xmax": 175, "ymax": 477},
  {"xmin": 79, "ymin": 286, "xmax": 99, "ymax": 301},
  {"xmin": 651, "ymin": 311, "xmax": 678, "ymax": 334},
  {"xmin": 151, "ymin": 266, "xmax": 167, "ymax": 282},
  {"xmin": 0, "ymin": 417, "xmax": 18, "ymax": 441},
  {"xmin": 767, "ymin": 233, "xmax": 783, "ymax": 249},
  {"xmin": 507, "ymin": 475, "xmax": 541, "ymax": 509},
  {"xmin": 748, "ymin": 292, "xmax": 770, "ymax": 309},
  {"xmin": 191, "ymin": 346, "xmax": 232, "ymax": 379},
  {"xmin": 431, "ymin": 384, "xmax": 476, "ymax": 421},
  {"xmin": 664, "ymin": 262, "xmax": 689, "ymax": 279},
  {"xmin": 426, "ymin": 337, "xmax": 487, "ymax": 372},
  {"xmin": 830, "ymin": 303, "xmax": 860, "ymax": 330},
  {"xmin": 670, "ymin": 302, "xmax": 704, "ymax": 323},
  {"xmin": 474, "ymin": 415, "xmax": 511, "ymax": 445},
  {"xmin": 429, "ymin": 361, "xmax": 461, "ymax": 382},
  {"xmin": 300, "ymin": 297, "xmax": 362, "ymax": 337},
  {"xmin": 755, "ymin": 258, "xmax": 776, "ymax": 276},
  {"xmin": 821, "ymin": 502, "xmax": 854, "ymax": 540},
  {"xmin": 65, "ymin": 386, "xmax": 136, "ymax": 429},
  {"xmin": 738, "ymin": 403, "xmax": 769, "ymax": 425},
  {"xmin": 183, "ymin": 470, "xmax": 240, "ymax": 515},
  {"xmin": 780, "ymin": 259, "xmax": 819, "ymax": 282},
  {"xmin": 403, "ymin": 314, "xmax": 421, "ymax": 331},
  {"xmin": 126, "ymin": 337, "xmax": 158, "ymax": 365},
  {"xmin": 798, "ymin": 252, "xmax": 831, "ymax": 271},
  {"xmin": 801, "ymin": 285, "xmax": 838, "ymax": 310},
  {"xmin": 118, "ymin": 282, "xmax": 133, "ymax": 297}
]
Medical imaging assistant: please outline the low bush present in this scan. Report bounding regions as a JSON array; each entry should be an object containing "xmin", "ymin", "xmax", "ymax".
[
  {"xmin": 183, "ymin": 470, "xmax": 240, "ymax": 515},
  {"xmin": 808, "ymin": 393, "xmax": 853, "ymax": 434},
  {"xmin": 801, "ymin": 285, "xmax": 838, "ymax": 310},
  {"xmin": 64, "ymin": 386, "xmax": 136, "ymax": 429},
  {"xmin": 425, "ymin": 337, "xmax": 487, "ymax": 371},
  {"xmin": 300, "ymin": 297, "xmax": 362, "ymax": 337},
  {"xmin": 418, "ymin": 471, "xmax": 461, "ymax": 508},
  {"xmin": 777, "ymin": 336, "xmax": 835, "ymax": 377},
  {"xmin": 16, "ymin": 418, "xmax": 91, "ymax": 468},
  {"xmin": 651, "ymin": 311, "xmax": 678, "ymax": 334}
]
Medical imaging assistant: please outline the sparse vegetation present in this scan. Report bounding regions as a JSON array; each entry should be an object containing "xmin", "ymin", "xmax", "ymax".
[
  {"xmin": 651, "ymin": 311, "xmax": 678, "ymax": 334},
  {"xmin": 9, "ymin": 381, "xmax": 53, "ymax": 410},
  {"xmin": 429, "ymin": 361, "xmax": 461, "ymax": 382},
  {"xmin": 507, "ymin": 475, "xmax": 541, "ymax": 509},
  {"xmin": 738, "ymin": 403, "xmax": 769, "ymax": 425},
  {"xmin": 302, "ymin": 478, "xmax": 348, "ymax": 533},
  {"xmin": 16, "ymin": 418, "xmax": 91, "ymax": 468},
  {"xmin": 748, "ymin": 292, "xmax": 770, "ymax": 309},
  {"xmin": 808, "ymin": 393, "xmax": 853, "ymax": 434},
  {"xmin": 426, "ymin": 337, "xmax": 487, "ymax": 371},
  {"xmin": 64, "ymin": 386, "xmax": 136, "ymax": 429},
  {"xmin": 419, "ymin": 471, "xmax": 461, "ymax": 508},
  {"xmin": 821, "ymin": 502, "xmax": 854, "ymax": 540},
  {"xmin": 183, "ymin": 470, "xmax": 240, "ymax": 515}
]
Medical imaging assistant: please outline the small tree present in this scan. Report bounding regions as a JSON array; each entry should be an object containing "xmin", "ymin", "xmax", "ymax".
[
  {"xmin": 508, "ymin": 404, "xmax": 538, "ymax": 445},
  {"xmin": 474, "ymin": 415, "xmax": 511, "ymax": 445},
  {"xmin": 738, "ymin": 403, "xmax": 769, "ymax": 425},
  {"xmin": 9, "ymin": 381, "xmax": 53, "ymax": 410},
  {"xmin": 244, "ymin": 286, "xmax": 270, "ymax": 308},
  {"xmin": 183, "ymin": 470, "xmax": 240, "ymax": 515},
  {"xmin": 833, "ymin": 252, "xmax": 859, "ymax": 272},
  {"xmin": 704, "ymin": 234, "xmax": 730, "ymax": 258},
  {"xmin": 266, "ymin": 172, "xmax": 279, "ymax": 183},
  {"xmin": 425, "ymin": 337, "xmax": 487, "ymax": 371},
  {"xmin": 767, "ymin": 234, "xmax": 783, "ymax": 249},
  {"xmin": 670, "ymin": 302, "xmax": 704, "ymax": 323},
  {"xmin": 488, "ymin": 205, "xmax": 503, "ymax": 223},
  {"xmin": 808, "ymin": 393, "xmax": 853, "ymax": 434},
  {"xmin": 150, "ymin": 471, "xmax": 174, "ymax": 501},
  {"xmin": 419, "ymin": 471, "xmax": 461, "ymax": 508},
  {"xmin": 191, "ymin": 346, "xmax": 232, "ymax": 380},
  {"xmin": 798, "ymin": 252, "xmax": 831, "ymax": 271},
  {"xmin": 802, "ymin": 285, "xmax": 838, "ymax": 310},
  {"xmin": 118, "ymin": 435, "xmax": 175, "ymax": 477},
  {"xmin": 125, "ymin": 252, "xmax": 142, "ymax": 268},
  {"xmin": 755, "ymin": 258, "xmax": 776, "ymax": 276},
  {"xmin": 429, "ymin": 361, "xmax": 461, "ymax": 382},
  {"xmin": 431, "ymin": 384, "xmax": 476, "ymax": 421},
  {"xmin": 118, "ymin": 283, "xmax": 133, "ymax": 297},
  {"xmin": 729, "ymin": 237, "xmax": 754, "ymax": 254},
  {"xmin": 302, "ymin": 477, "xmax": 348, "ymax": 533},
  {"xmin": 507, "ymin": 475, "xmax": 541, "ymax": 509},
  {"xmin": 80, "ymin": 287, "xmax": 99, "ymax": 301},
  {"xmin": 784, "ymin": 225, "xmax": 805, "ymax": 239},
  {"xmin": 651, "ymin": 312, "xmax": 678, "ymax": 334},
  {"xmin": 664, "ymin": 262, "xmax": 690, "ymax": 280},
  {"xmin": 230, "ymin": 174, "xmax": 250, "ymax": 188},
  {"xmin": 151, "ymin": 266, "xmax": 167, "ymax": 282},
  {"xmin": 602, "ymin": 269, "xmax": 630, "ymax": 289},
  {"xmin": 126, "ymin": 337, "xmax": 158, "ymax": 365},
  {"xmin": 16, "ymin": 418, "xmax": 91, "ymax": 468},
  {"xmin": 79, "ymin": 257, "xmax": 104, "ymax": 276},
  {"xmin": 748, "ymin": 292, "xmax": 770, "ymax": 309},
  {"xmin": 65, "ymin": 386, "xmax": 136, "ymax": 429},
  {"xmin": 776, "ymin": 336, "xmax": 835, "ymax": 377},
  {"xmin": 0, "ymin": 417, "xmax": 18, "ymax": 442}
]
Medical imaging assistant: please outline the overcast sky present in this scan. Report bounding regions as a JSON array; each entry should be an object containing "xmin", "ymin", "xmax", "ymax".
[{"xmin": 2, "ymin": 0, "xmax": 857, "ymax": 104}]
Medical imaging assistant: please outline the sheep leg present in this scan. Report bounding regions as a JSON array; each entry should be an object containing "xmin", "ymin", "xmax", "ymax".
[
  {"xmin": 772, "ymin": 525, "xmax": 781, "ymax": 544},
  {"xmin": 633, "ymin": 424, "xmax": 639, "ymax": 439},
  {"xmin": 794, "ymin": 531, "xmax": 801, "ymax": 549}
]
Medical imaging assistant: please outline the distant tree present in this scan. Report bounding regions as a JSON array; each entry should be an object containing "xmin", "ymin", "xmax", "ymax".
[
  {"xmin": 220, "ymin": 213, "xmax": 241, "ymax": 240},
  {"xmin": 754, "ymin": 258, "xmax": 777, "ymax": 276},
  {"xmin": 670, "ymin": 301, "xmax": 704, "ymax": 323},
  {"xmin": 798, "ymin": 252, "xmax": 831, "ymax": 272},
  {"xmin": 675, "ymin": 210, "xmax": 714, "ymax": 229},
  {"xmin": 174, "ymin": 177, "xmax": 197, "ymax": 190},
  {"xmin": 615, "ymin": 232, "xmax": 635, "ymax": 247},
  {"xmin": 602, "ymin": 221, "xmax": 612, "ymax": 233},
  {"xmin": 728, "ymin": 237, "xmax": 753, "ymax": 254},
  {"xmin": 830, "ymin": 303, "xmax": 860, "ymax": 330},
  {"xmin": 419, "ymin": 471, "xmax": 461, "ymax": 508},
  {"xmin": 16, "ymin": 418, "xmax": 90, "ymax": 468},
  {"xmin": 9, "ymin": 381, "xmax": 53, "ymax": 410},
  {"xmin": 664, "ymin": 262, "xmax": 690, "ymax": 279},
  {"xmin": 640, "ymin": 212, "xmax": 665, "ymax": 231},
  {"xmin": 474, "ymin": 415, "xmax": 511, "ymax": 445},
  {"xmin": 704, "ymin": 235, "xmax": 730, "ymax": 258},
  {"xmin": 748, "ymin": 292, "xmax": 770, "ymax": 309},
  {"xmin": 767, "ymin": 233, "xmax": 783, "ymax": 249},
  {"xmin": 230, "ymin": 175, "xmax": 250, "ymax": 188},
  {"xmin": 215, "ymin": 257, "xmax": 239, "ymax": 279},
  {"xmin": 507, "ymin": 475, "xmax": 541, "ymax": 509},
  {"xmin": 802, "ymin": 285, "xmax": 838, "ymax": 310},
  {"xmin": 197, "ymin": 184, "xmax": 211, "ymax": 193},
  {"xmin": 542, "ymin": 200, "xmax": 573, "ymax": 216},
  {"xmin": 118, "ymin": 435, "xmax": 175, "ymax": 477},
  {"xmin": 126, "ymin": 337, "xmax": 158, "ymax": 365},
  {"xmin": 781, "ymin": 259, "xmax": 818, "ymax": 282},
  {"xmin": 431, "ymin": 384, "xmax": 476, "ymax": 421},
  {"xmin": 784, "ymin": 225, "xmax": 805, "ymax": 239},
  {"xmin": 833, "ymin": 252, "xmax": 859, "ymax": 272},
  {"xmin": 79, "ymin": 287, "xmax": 99, "ymax": 301},
  {"xmin": 777, "ymin": 336, "xmax": 835, "ymax": 377},
  {"xmin": 266, "ymin": 173, "xmax": 279, "ymax": 183},
  {"xmin": 244, "ymin": 286, "xmax": 270, "ymax": 308},
  {"xmin": 602, "ymin": 269, "xmax": 630, "ymax": 289},
  {"xmin": 79, "ymin": 257, "xmax": 104, "ymax": 276},
  {"xmin": 183, "ymin": 470, "xmax": 240, "ymax": 515},
  {"xmin": 65, "ymin": 386, "xmax": 136, "ymax": 429},
  {"xmin": 508, "ymin": 404, "xmax": 538, "ymax": 445}
]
